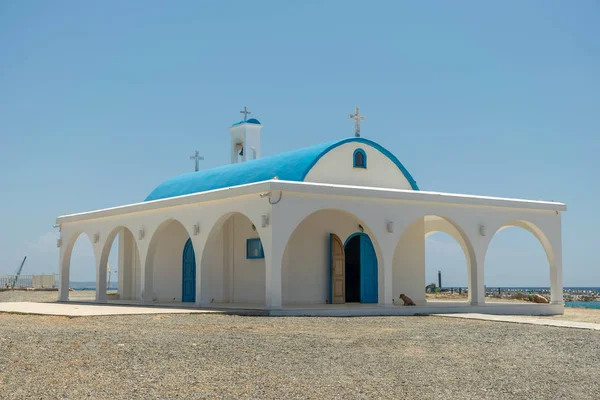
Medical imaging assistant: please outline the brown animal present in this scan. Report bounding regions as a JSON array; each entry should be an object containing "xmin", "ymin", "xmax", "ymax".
[
  {"xmin": 399, "ymin": 294, "xmax": 416, "ymax": 306},
  {"xmin": 532, "ymin": 294, "xmax": 550, "ymax": 304}
]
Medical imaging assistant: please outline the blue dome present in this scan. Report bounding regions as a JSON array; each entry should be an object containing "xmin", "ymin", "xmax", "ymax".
[
  {"xmin": 145, "ymin": 138, "xmax": 418, "ymax": 201},
  {"xmin": 231, "ymin": 118, "xmax": 261, "ymax": 127}
]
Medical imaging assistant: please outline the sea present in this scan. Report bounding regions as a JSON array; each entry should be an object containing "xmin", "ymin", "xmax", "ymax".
[
  {"xmin": 70, "ymin": 282, "xmax": 600, "ymax": 309},
  {"xmin": 565, "ymin": 301, "xmax": 600, "ymax": 310}
]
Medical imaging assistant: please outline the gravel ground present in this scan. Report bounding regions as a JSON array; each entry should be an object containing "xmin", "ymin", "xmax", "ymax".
[{"xmin": 0, "ymin": 312, "xmax": 599, "ymax": 400}]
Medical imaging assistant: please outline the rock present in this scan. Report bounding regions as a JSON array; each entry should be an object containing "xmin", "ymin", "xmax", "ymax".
[{"xmin": 532, "ymin": 294, "xmax": 550, "ymax": 303}]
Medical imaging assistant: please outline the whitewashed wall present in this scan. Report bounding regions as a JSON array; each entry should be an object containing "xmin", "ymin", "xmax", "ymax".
[
  {"xmin": 151, "ymin": 220, "xmax": 188, "ymax": 302},
  {"xmin": 200, "ymin": 213, "xmax": 265, "ymax": 304},
  {"xmin": 393, "ymin": 218, "xmax": 426, "ymax": 305},
  {"xmin": 229, "ymin": 214, "xmax": 265, "ymax": 303},
  {"xmin": 282, "ymin": 209, "xmax": 370, "ymax": 304},
  {"xmin": 304, "ymin": 142, "xmax": 414, "ymax": 190}
]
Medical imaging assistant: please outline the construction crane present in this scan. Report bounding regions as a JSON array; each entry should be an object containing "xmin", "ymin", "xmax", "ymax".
[{"xmin": 10, "ymin": 256, "xmax": 27, "ymax": 289}]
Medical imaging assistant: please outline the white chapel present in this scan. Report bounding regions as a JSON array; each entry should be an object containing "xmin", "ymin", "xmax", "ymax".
[{"xmin": 56, "ymin": 108, "xmax": 566, "ymax": 316}]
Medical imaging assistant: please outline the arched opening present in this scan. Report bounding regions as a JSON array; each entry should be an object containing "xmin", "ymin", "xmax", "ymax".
[
  {"xmin": 282, "ymin": 209, "xmax": 381, "ymax": 305},
  {"xmin": 484, "ymin": 221, "xmax": 554, "ymax": 304},
  {"xmin": 200, "ymin": 212, "xmax": 265, "ymax": 305},
  {"xmin": 145, "ymin": 219, "xmax": 194, "ymax": 303},
  {"xmin": 98, "ymin": 226, "xmax": 141, "ymax": 302},
  {"xmin": 344, "ymin": 233, "xmax": 378, "ymax": 303},
  {"xmin": 60, "ymin": 232, "xmax": 96, "ymax": 302},
  {"xmin": 425, "ymin": 232, "xmax": 469, "ymax": 302},
  {"xmin": 394, "ymin": 215, "xmax": 474, "ymax": 306}
]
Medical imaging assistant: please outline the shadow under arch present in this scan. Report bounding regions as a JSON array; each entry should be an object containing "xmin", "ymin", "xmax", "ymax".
[
  {"xmin": 60, "ymin": 231, "xmax": 95, "ymax": 301},
  {"xmin": 143, "ymin": 218, "xmax": 193, "ymax": 303},
  {"xmin": 281, "ymin": 208, "xmax": 383, "ymax": 305},
  {"xmin": 97, "ymin": 225, "xmax": 141, "ymax": 301},
  {"xmin": 394, "ymin": 215, "xmax": 477, "ymax": 305},
  {"xmin": 484, "ymin": 219, "xmax": 556, "ymax": 302},
  {"xmin": 200, "ymin": 211, "xmax": 266, "ymax": 305}
]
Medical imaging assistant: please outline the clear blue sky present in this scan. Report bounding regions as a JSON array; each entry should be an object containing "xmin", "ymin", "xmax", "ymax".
[{"xmin": 1, "ymin": 1, "xmax": 598, "ymax": 286}]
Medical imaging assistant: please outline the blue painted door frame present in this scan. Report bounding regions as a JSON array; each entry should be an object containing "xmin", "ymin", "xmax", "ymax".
[
  {"xmin": 182, "ymin": 238, "xmax": 196, "ymax": 303},
  {"xmin": 344, "ymin": 232, "xmax": 378, "ymax": 304}
]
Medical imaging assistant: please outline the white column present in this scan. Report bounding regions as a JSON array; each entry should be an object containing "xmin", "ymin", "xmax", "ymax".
[
  {"xmin": 117, "ymin": 228, "xmax": 125, "ymax": 298},
  {"xmin": 469, "ymin": 246, "xmax": 485, "ymax": 305},
  {"xmin": 118, "ymin": 230, "xmax": 135, "ymax": 300},
  {"xmin": 96, "ymin": 256, "xmax": 107, "ymax": 303},
  {"xmin": 379, "ymin": 243, "xmax": 395, "ymax": 307},
  {"xmin": 264, "ymin": 227, "xmax": 285, "ymax": 310},
  {"xmin": 549, "ymin": 232, "xmax": 564, "ymax": 305},
  {"xmin": 58, "ymin": 247, "xmax": 70, "ymax": 302},
  {"xmin": 193, "ymin": 237, "xmax": 206, "ymax": 307},
  {"xmin": 137, "ymin": 242, "xmax": 152, "ymax": 305},
  {"xmin": 140, "ymin": 260, "xmax": 153, "ymax": 305}
]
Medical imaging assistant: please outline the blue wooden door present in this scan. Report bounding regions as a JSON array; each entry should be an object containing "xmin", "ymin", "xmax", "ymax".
[
  {"xmin": 182, "ymin": 239, "xmax": 196, "ymax": 302},
  {"xmin": 360, "ymin": 235, "xmax": 378, "ymax": 303}
]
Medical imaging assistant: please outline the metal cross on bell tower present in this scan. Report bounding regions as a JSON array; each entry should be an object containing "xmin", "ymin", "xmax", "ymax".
[
  {"xmin": 349, "ymin": 107, "xmax": 366, "ymax": 137},
  {"xmin": 190, "ymin": 150, "xmax": 204, "ymax": 172},
  {"xmin": 240, "ymin": 106, "xmax": 251, "ymax": 121}
]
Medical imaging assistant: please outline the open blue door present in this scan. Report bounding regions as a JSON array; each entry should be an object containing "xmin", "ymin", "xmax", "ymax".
[
  {"xmin": 360, "ymin": 235, "xmax": 378, "ymax": 303},
  {"xmin": 182, "ymin": 238, "xmax": 196, "ymax": 302}
]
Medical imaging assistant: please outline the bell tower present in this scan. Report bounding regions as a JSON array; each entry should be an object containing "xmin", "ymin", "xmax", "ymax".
[{"xmin": 229, "ymin": 107, "xmax": 263, "ymax": 163}]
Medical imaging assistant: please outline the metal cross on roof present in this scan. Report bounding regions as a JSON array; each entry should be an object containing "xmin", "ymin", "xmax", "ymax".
[
  {"xmin": 190, "ymin": 150, "xmax": 204, "ymax": 172},
  {"xmin": 240, "ymin": 106, "xmax": 251, "ymax": 121},
  {"xmin": 349, "ymin": 107, "xmax": 366, "ymax": 137}
]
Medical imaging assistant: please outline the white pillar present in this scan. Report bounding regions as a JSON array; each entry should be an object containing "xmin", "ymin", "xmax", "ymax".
[
  {"xmin": 379, "ymin": 243, "xmax": 395, "ymax": 307},
  {"xmin": 96, "ymin": 256, "xmax": 107, "ymax": 303},
  {"xmin": 193, "ymin": 237, "xmax": 206, "ymax": 307},
  {"xmin": 118, "ymin": 230, "xmax": 135, "ymax": 300},
  {"xmin": 264, "ymin": 227, "xmax": 285, "ymax": 310},
  {"xmin": 118, "ymin": 228, "xmax": 125, "ymax": 298},
  {"xmin": 58, "ymin": 247, "xmax": 70, "ymax": 302},
  {"xmin": 549, "ymin": 231, "xmax": 564, "ymax": 305},
  {"xmin": 140, "ymin": 259, "xmax": 153, "ymax": 305},
  {"xmin": 137, "ymin": 242, "xmax": 152, "ymax": 305},
  {"xmin": 469, "ymin": 246, "xmax": 485, "ymax": 305}
]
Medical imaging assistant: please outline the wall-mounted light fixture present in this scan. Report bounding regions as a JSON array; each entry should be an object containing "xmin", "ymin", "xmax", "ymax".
[
  {"xmin": 192, "ymin": 223, "xmax": 200, "ymax": 236},
  {"xmin": 479, "ymin": 224, "xmax": 486, "ymax": 237},
  {"xmin": 251, "ymin": 224, "xmax": 256, "ymax": 231},
  {"xmin": 261, "ymin": 214, "xmax": 269, "ymax": 228},
  {"xmin": 57, "ymin": 238, "xmax": 62, "ymax": 248},
  {"xmin": 358, "ymin": 224, "xmax": 364, "ymax": 233},
  {"xmin": 386, "ymin": 221, "xmax": 394, "ymax": 233},
  {"xmin": 138, "ymin": 228, "xmax": 145, "ymax": 240},
  {"xmin": 93, "ymin": 233, "xmax": 100, "ymax": 243}
]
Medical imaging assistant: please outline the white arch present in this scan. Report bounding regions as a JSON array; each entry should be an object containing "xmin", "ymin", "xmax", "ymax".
[
  {"xmin": 58, "ymin": 231, "xmax": 95, "ymax": 302},
  {"xmin": 96, "ymin": 226, "xmax": 141, "ymax": 302},
  {"xmin": 485, "ymin": 219, "xmax": 558, "ymax": 303},
  {"xmin": 142, "ymin": 218, "xmax": 193, "ymax": 304},
  {"xmin": 200, "ymin": 211, "xmax": 267, "ymax": 306},
  {"xmin": 394, "ymin": 215, "xmax": 477, "ymax": 305},
  {"xmin": 280, "ymin": 208, "xmax": 383, "ymax": 305}
]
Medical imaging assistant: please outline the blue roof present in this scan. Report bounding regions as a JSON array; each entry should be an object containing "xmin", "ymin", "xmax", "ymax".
[
  {"xmin": 231, "ymin": 118, "xmax": 261, "ymax": 127},
  {"xmin": 145, "ymin": 138, "xmax": 419, "ymax": 201}
]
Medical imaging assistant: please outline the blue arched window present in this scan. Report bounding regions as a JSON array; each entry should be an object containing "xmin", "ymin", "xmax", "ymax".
[{"xmin": 353, "ymin": 148, "xmax": 367, "ymax": 168}]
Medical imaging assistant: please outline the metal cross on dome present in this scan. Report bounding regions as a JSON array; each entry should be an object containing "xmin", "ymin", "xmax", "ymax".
[
  {"xmin": 240, "ymin": 106, "xmax": 251, "ymax": 121},
  {"xmin": 349, "ymin": 107, "xmax": 366, "ymax": 137},
  {"xmin": 190, "ymin": 150, "xmax": 204, "ymax": 172}
]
